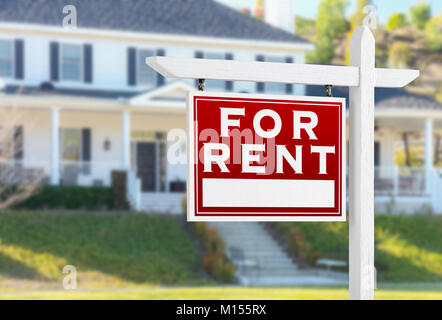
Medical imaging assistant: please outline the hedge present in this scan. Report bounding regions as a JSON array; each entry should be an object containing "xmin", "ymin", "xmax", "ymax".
[{"xmin": 12, "ymin": 185, "xmax": 114, "ymax": 210}]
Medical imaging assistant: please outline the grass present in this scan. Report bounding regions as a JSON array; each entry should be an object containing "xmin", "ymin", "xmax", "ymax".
[
  {"xmin": 0, "ymin": 211, "xmax": 206, "ymax": 289},
  {"xmin": 0, "ymin": 285, "xmax": 441, "ymax": 300},
  {"xmin": 271, "ymin": 215, "xmax": 442, "ymax": 282},
  {"xmin": 0, "ymin": 211, "xmax": 440, "ymax": 300}
]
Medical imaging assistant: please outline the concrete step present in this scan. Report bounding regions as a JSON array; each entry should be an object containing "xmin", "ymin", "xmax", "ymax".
[
  {"xmin": 211, "ymin": 221, "xmax": 349, "ymax": 286},
  {"xmin": 238, "ymin": 275, "xmax": 348, "ymax": 286},
  {"xmin": 211, "ymin": 221, "xmax": 301, "ymax": 284}
]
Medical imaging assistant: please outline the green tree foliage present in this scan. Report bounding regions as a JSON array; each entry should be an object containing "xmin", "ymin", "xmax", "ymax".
[
  {"xmin": 386, "ymin": 12, "xmax": 409, "ymax": 30},
  {"xmin": 307, "ymin": 0, "xmax": 349, "ymax": 64},
  {"xmin": 295, "ymin": 15, "xmax": 315, "ymax": 37},
  {"xmin": 425, "ymin": 13, "xmax": 442, "ymax": 51},
  {"xmin": 388, "ymin": 41, "xmax": 412, "ymax": 68},
  {"xmin": 409, "ymin": 1, "xmax": 431, "ymax": 30},
  {"xmin": 349, "ymin": 0, "xmax": 371, "ymax": 29}
]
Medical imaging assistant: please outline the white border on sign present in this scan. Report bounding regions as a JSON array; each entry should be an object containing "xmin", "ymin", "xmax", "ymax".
[{"xmin": 187, "ymin": 91, "xmax": 346, "ymax": 222}]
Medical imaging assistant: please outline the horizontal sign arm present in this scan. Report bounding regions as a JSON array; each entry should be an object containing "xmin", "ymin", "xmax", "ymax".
[{"xmin": 146, "ymin": 56, "xmax": 419, "ymax": 88}]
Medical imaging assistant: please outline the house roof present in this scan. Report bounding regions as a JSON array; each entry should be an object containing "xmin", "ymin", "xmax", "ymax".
[
  {"xmin": 0, "ymin": 0, "xmax": 308, "ymax": 44},
  {"xmin": 306, "ymin": 86, "xmax": 442, "ymax": 111},
  {"xmin": 6, "ymin": 84, "xmax": 441, "ymax": 112},
  {"xmin": 4, "ymin": 85, "xmax": 137, "ymax": 100}
]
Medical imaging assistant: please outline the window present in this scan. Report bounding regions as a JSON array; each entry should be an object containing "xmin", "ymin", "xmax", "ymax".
[
  {"xmin": 264, "ymin": 56, "xmax": 285, "ymax": 93},
  {"xmin": 203, "ymin": 52, "xmax": 225, "ymax": 90},
  {"xmin": 61, "ymin": 128, "xmax": 82, "ymax": 161},
  {"xmin": 138, "ymin": 49, "xmax": 156, "ymax": 86},
  {"xmin": 61, "ymin": 44, "xmax": 82, "ymax": 81},
  {"xmin": 0, "ymin": 40, "xmax": 13, "ymax": 78}
]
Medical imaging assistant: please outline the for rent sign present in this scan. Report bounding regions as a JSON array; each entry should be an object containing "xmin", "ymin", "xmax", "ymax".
[{"xmin": 187, "ymin": 92, "xmax": 346, "ymax": 221}]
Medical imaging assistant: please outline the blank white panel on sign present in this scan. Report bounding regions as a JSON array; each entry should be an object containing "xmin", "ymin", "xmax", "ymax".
[{"xmin": 202, "ymin": 178, "xmax": 335, "ymax": 208}]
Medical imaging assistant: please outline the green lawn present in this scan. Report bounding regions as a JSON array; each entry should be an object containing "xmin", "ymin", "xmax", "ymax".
[
  {"xmin": 0, "ymin": 211, "xmax": 441, "ymax": 298},
  {"xmin": 271, "ymin": 215, "xmax": 442, "ymax": 282},
  {"xmin": 0, "ymin": 285, "xmax": 441, "ymax": 300},
  {"xmin": 0, "ymin": 212, "xmax": 206, "ymax": 289}
]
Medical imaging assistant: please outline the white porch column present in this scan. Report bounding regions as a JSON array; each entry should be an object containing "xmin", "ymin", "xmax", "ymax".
[
  {"xmin": 50, "ymin": 107, "xmax": 60, "ymax": 185},
  {"xmin": 425, "ymin": 118, "xmax": 433, "ymax": 194},
  {"xmin": 121, "ymin": 110, "xmax": 131, "ymax": 170}
]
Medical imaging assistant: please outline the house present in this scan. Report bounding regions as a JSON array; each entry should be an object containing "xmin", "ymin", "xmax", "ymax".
[
  {"xmin": 307, "ymin": 85, "xmax": 442, "ymax": 214},
  {"xmin": 0, "ymin": 0, "xmax": 440, "ymax": 214}
]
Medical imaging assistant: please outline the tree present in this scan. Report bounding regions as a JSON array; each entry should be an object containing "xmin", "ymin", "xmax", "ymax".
[
  {"xmin": 388, "ymin": 42, "xmax": 411, "ymax": 68},
  {"xmin": 409, "ymin": 1, "xmax": 431, "ymax": 30},
  {"xmin": 307, "ymin": 0, "xmax": 349, "ymax": 64},
  {"xmin": 425, "ymin": 13, "xmax": 442, "ymax": 51},
  {"xmin": 386, "ymin": 12, "xmax": 408, "ymax": 30},
  {"xmin": 295, "ymin": 16, "xmax": 315, "ymax": 37}
]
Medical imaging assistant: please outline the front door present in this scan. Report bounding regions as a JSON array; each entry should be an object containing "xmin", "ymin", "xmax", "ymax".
[{"xmin": 136, "ymin": 142, "xmax": 156, "ymax": 192}]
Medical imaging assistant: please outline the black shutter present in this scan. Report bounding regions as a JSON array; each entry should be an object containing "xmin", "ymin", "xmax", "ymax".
[
  {"xmin": 127, "ymin": 47, "xmax": 137, "ymax": 86},
  {"xmin": 13, "ymin": 126, "xmax": 23, "ymax": 160},
  {"xmin": 374, "ymin": 141, "xmax": 380, "ymax": 167},
  {"xmin": 50, "ymin": 42, "xmax": 59, "ymax": 82},
  {"xmin": 194, "ymin": 51, "xmax": 203, "ymax": 87},
  {"xmin": 84, "ymin": 44, "xmax": 93, "ymax": 83},
  {"xmin": 156, "ymin": 48, "xmax": 165, "ymax": 86},
  {"xmin": 14, "ymin": 39, "xmax": 24, "ymax": 80},
  {"xmin": 225, "ymin": 53, "xmax": 233, "ymax": 91},
  {"xmin": 82, "ymin": 128, "xmax": 91, "ymax": 162},
  {"xmin": 256, "ymin": 55, "xmax": 265, "ymax": 92},
  {"xmin": 285, "ymin": 56, "xmax": 293, "ymax": 94},
  {"xmin": 82, "ymin": 128, "xmax": 91, "ymax": 174}
]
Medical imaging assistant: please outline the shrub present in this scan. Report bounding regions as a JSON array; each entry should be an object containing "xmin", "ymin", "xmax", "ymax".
[
  {"xmin": 425, "ymin": 13, "xmax": 442, "ymax": 52},
  {"xmin": 192, "ymin": 222, "xmax": 235, "ymax": 283},
  {"xmin": 386, "ymin": 13, "xmax": 408, "ymax": 31},
  {"xmin": 388, "ymin": 41, "xmax": 411, "ymax": 68},
  {"xmin": 111, "ymin": 170, "xmax": 129, "ymax": 210},
  {"xmin": 14, "ymin": 185, "xmax": 113, "ymax": 210},
  {"xmin": 409, "ymin": 1, "xmax": 431, "ymax": 30}
]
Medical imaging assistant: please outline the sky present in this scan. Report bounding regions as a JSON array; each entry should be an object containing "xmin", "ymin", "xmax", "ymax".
[{"xmin": 217, "ymin": 0, "xmax": 442, "ymax": 23}]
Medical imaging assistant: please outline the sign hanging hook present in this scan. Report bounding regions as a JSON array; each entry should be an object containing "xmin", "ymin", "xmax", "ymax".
[
  {"xmin": 325, "ymin": 85, "xmax": 333, "ymax": 97},
  {"xmin": 198, "ymin": 79, "xmax": 205, "ymax": 91}
]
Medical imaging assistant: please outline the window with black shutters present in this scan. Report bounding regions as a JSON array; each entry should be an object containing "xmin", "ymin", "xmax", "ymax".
[{"xmin": 0, "ymin": 40, "xmax": 13, "ymax": 78}]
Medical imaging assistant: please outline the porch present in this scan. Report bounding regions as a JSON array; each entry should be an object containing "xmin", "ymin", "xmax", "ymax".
[
  {"xmin": 0, "ymin": 97, "xmax": 187, "ymax": 212},
  {"xmin": 1, "ymin": 87, "xmax": 442, "ymax": 215}
]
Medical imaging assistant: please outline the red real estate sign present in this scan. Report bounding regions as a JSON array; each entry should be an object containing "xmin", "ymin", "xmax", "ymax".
[{"xmin": 187, "ymin": 92, "xmax": 346, "ymax": 221}]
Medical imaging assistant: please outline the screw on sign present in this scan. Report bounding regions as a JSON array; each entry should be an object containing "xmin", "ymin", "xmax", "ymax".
[{"xmin": 187, "ymin": 92, "xmax": 346, "ymax": 222}]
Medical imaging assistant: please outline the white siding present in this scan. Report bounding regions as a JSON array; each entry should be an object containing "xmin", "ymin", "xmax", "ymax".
[{"xmin": 0, "ymin": 30, "xmax": 306, "ymax": 95}]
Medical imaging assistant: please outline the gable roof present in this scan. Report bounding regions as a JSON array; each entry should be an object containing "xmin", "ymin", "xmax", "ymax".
[
  {"xmin": 130, "ymin": 81, "xmax": 193, "ymax": 105},
  {"xmin": 0, "ymin": 0, "xmax": 308, "ymax": 44},
  {"xmin": 306, "ymin": 86, "xmax": 442, "ymax": 111}
]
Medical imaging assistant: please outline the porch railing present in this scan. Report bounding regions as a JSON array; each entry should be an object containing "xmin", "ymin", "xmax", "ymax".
[
  {"xmin": 352, "ymin": 166, "xmax": 427, "ymax": 196},
  {"xmin": 0, "ymin": 160, "xmax": 432, "ymax": 197},
  {"xmin": 0, "ymin": 159, "xmax": 50, "ymax": 185},
  {"xmin": 344, "ymin": 166, "xmax": 428, "ymax": 197},
  {"xmin": 59, "ymin": 160, "xmax": 121, "ymax": 187}
]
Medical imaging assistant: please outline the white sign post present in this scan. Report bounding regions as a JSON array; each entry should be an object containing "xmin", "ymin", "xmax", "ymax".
[{"xmin": 147, "ymin": 26, "xmax": 419, "ymax": 300}]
